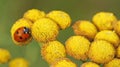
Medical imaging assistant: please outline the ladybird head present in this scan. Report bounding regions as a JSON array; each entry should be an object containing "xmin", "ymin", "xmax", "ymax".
[{"xmin": 14, "ymin": 27, "xmax": 31, "ymax": 42}]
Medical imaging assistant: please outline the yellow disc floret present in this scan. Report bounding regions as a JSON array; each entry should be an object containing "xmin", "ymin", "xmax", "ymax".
[
  {"xmin": 50, "ymin": 58, "xmax": 77, "ymax": 67},
  {"xmin": 32, "ymin": 18, "xmax": 59, "ymax": 43},
  {"xmin": 116, "ymin": 45, "xmax": 120, "ymax": 58},
  {"xmin": 72, "ymin": 20, "xmax": 97, "ymax": 40},
  {"xmin": 104, "ymin": 58, "xmax": 120, "ymax": 67},
  {"xmin": 95, "ymin": 30, "xmax": 120, "ymax": 47},
  {"xmin": 23, "ymin": 9, "xmax": 45, "ymax": 22},
  {"xmin": 41, "ymin": 41, "xmax": 66, "ymax": 64},
  {"xmin": 88, "ymin": 40, "xmax": 115, "ymax": 64},
  {"xmin": 46, "ymin": 10, "xmax": 71, "ymax": 30},
  {"xmin": 0, "ymin": 48, "xmax": 11, "ymax": 64},
  {"xmin": 9, "ymin": 58, "xmax": 29, "ymax": 67},
  {"xmin": 113, "ymin": 20, "xmax": 120, "ymax": 36},
  {"xmin": 81, "ymin": 62, "xmax": 100, "ymax": 67},
  {"xmin": 10, "ymin": 18, "xmax": 32, "ymax": 45},
  {"xmin": 65, "ymin": 36, "xmax": 90, "ymax": 61},
  {"xmin": 92, "ymin": 12, "xmax": 117, "ymax": 31}
]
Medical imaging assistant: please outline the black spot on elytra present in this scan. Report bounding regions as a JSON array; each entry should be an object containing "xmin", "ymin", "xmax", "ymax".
[
  {"xmin": 19, "ymin": 36, "xmax": 23, "ymax": 39},
  {"xmin": 16, "ymin": 31, "xmax": 19, "ymax": 34}
]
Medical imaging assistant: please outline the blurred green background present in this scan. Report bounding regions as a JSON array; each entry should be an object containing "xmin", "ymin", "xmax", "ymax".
[{"xmin": 0, "ymin": 0, "xmax": 120, "ymax": 67}]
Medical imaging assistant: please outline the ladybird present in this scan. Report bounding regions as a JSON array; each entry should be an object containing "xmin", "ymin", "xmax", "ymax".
[{"xmin": 14, "ymin": 27, "xmax": 31, "ymax": 42}]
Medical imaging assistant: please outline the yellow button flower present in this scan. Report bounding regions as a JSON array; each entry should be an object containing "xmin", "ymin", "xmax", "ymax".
[
  {"xmin": 23, "ymin": 9, "xmax": 45, "ymax": 22},
  {"xmin": 95, "ymin": 30, "xmax": 120, "ymax": 47},
  {"xmin": 41, "ymin": 41, "xmax": 66, "ymax": 64},
  {"xmin": 9, "ymin": 58, "xmax": 29, "ymax": 67},
  {"xmin": 47, "ymin": 10, "xmax": 71, "ymax": 30},
  {"xmin": 0, "ymin": 48, "xmax": 11, "ymax": 64},
  {"xmin": 65, "ymin": 36, "xmax": 90, "ymax": 61},
  {"xmin": 72, "ymin": 20, "xmax": 97, "ymax": 40},
  {"xmin": 88, "ymin": 40, "xmax": 115, "ymax": 64},
  {"xmin": 50, "ymin": 58, "xmax": 77, "ymax": 67},
  {"xmin": 104, "ymin": 58, "xmax": 120, "ymax": 67},
  {"xmin": 92, "ymin": 12, "xmax": 117, "ymax": 31},
  {"xmin": 81, "ymin": 62, "xmax": 100, "ymax": 67},
  {"xmin": 32, "ymin": 18, "xmax": 59, "ymax": 43}
]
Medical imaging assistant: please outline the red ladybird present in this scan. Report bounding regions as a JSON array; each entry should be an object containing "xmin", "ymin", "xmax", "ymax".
[{"xmin": 14, "ymin": 27, "xmax": 31, "ymax": 42}]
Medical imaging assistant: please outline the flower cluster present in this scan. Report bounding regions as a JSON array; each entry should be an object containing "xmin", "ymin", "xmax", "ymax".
[{"xmin": 2, "ymin": 10, "xmax": 120, "ymax": 67}]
